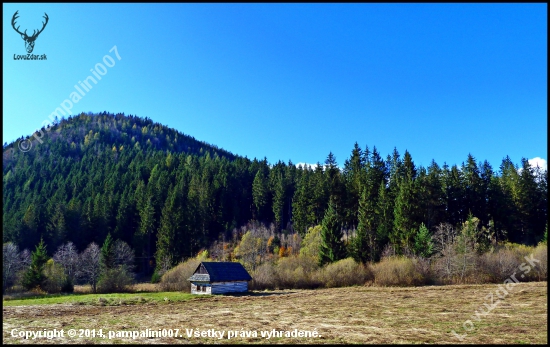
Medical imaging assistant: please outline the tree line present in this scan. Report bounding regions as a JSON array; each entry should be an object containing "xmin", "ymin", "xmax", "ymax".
[
  {"xmin": 3, "ymin": 234, "xmax": 135, "ymax": 294},
  {"xmin": 3, "ymin": 113, "xmax": 547, "ymax": 277}
]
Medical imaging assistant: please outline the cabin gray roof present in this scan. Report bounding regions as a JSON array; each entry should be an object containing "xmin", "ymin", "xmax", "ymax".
[{"xmin": 188, "ymin": 262, "xmax": 252, "ymax": 282}]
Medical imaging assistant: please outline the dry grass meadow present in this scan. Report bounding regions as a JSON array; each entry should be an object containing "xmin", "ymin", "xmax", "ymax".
[{"xmin": 3, "ymin": 282, "xmax": 547, "ymax": 344}]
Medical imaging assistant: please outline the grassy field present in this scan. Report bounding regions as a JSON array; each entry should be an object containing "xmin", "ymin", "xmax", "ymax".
[
  {"xmin": 2, "ymin": 282, "xmax": 547, "ymax": 344},
  {"xmin": 2, "ymin": 291, "xmax": 203, "ymax": 307}
]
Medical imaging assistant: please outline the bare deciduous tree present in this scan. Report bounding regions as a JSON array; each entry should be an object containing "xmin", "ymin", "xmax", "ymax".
[
  {"xmin": 77, "ymin": 243, "xmax": 101, "ymax": 293},
  {"xmin": 113, "ymin": 240, "xmax": 135, "ymax": 272},
  {"xmin": 20, "ymin": 248, "xmax": 31, "ymax": 267},
  {"xmin": 53, "ymin": 242, "xmax": 79, "ymax": 282},
  {"xmin": 3, "ymin": 242, "xmax": 25, "ymax": 293},
  {"xmin": 433, "ymin": 223, "xmax": 457, "ymax": 256}
]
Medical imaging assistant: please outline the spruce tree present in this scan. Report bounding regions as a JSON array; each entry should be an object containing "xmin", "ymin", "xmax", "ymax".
[
  {"xmin": 413, "ymin": 223, "xmax": 433, "ymax": 258},
  {"xmin": 312, "ymin": 162, "xmax": 329, "ymax": 223},
  {"xmin": 462, "ymin": 154, "xmax": 483, "ymax": 223},
  {"xmin": 155, "ymin": 187, "xmax": 182, "ymax": 273},
  {"xmin": 271, "ymin": 171, "xmax": 286, "ymax": 230},
  {"xmin": 319, "ymin": 200, "xmax": 345, "ymax": 266},
  {"xmin": 252, "ymin": 169, "xmax": 268, "ymax": 221},
  {"xmin": 518, "ymin": 158, "xmax": 543, "ymax": 244},
  {"xmin": 292, "ymin": 169, "xmax": 314, "ymax": 236},
  {"xmin": 376, "ymin": 180, "xmax": 393, "ymax": 253},
  {"xmin": 352, "ymin": 186, "xmax": 375, "ymax": 263},
  {"xmin": 393, "ymin": 177, "xmax": 417, "ymax": 252},
  {"xmin": 100, "ymin": 233, "xmax": 115, "ymax": 270},
  {"xmin": 343, "ymin": 142, "xmax": 364, "ymax": 227},
  {"xmin": 22, "ymin": 238, "xmax": 49, "ymax": 290}
]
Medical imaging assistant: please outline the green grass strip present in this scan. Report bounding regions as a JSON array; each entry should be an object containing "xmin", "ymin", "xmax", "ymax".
[{"xmin": 3, "ymin": 291, "xmax": 210, "ymax": 306}]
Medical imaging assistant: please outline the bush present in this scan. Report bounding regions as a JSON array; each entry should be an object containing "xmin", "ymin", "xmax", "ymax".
[
  {"xmin": 412, "ymin": 256, "xmax": 434, "ymax": 285},
  {"xmin": 372, "ymin": 256, "xmax": 426, "ymax": 286},
  {"xmin": 318, "ymin": 257, "xmax": 373, "ymax": 288},
  {"xmin": 61, "ymin": 278, "xmax": 74, "ymax": 293},
  {"xmin": 275, "ymin": 255, "xmax": 322, "ymax": 289},
  {"xmin": 532, "ymin": 244, "xmax": 547, "ymax": 281},
  {"xmin": 479, "ymin": 247, "xmax": 523, "ymax": 283},
  {"xmin": 159, "ymin": 257, "xmax": 201, "ymax": 292},
  {"xmin": 97, "ymin": 267, "xmax": 134, "ymax": 293},
  {"xmin": 151, "ymin": 270, "xmax": 162, "ymax": 284},
  {"xmin": 249, "ymin": 262, "xmax": 277, "ymax": 290},
  {"xmin": 42, "ymin": 259, "xmax": 72, "ymax": 294},
  {"xmin": 299, "ymin": 226, "xmax": 322, "ymax": 259}
]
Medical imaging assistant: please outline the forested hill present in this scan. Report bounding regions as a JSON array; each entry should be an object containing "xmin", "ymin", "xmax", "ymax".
[
  {"xmin": 3, "ymin": 112, "xmax": 244, "ymax": 253},
  {"xmin": 3, "ymin": 112, "xmax": 547, "ymax": 275}
]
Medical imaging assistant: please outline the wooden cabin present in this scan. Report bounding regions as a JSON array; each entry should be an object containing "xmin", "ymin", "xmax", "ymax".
[{"xmin": 188, "ymin": 262, "xmax": 252, "ymax": 295}]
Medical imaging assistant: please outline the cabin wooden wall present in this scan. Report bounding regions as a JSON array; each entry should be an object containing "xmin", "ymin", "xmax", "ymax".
[
  {"xmin": 211, "ymin": 281, "xmax": 248, "ymax": 294},
  {"xmin": 191, "ymin": 283, "xmax": 211, "ymax": 295}
]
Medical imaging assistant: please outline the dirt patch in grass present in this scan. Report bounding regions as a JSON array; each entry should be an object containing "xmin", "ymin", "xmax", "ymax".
[{"xmin": 3, "ymin": 282, "xmax": 546, "ymax": 344}]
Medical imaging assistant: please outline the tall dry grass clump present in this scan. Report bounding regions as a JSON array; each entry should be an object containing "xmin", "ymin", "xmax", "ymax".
[{"xmin": 372, "ymin": 256, "xmax": 426, "ymax": 286}]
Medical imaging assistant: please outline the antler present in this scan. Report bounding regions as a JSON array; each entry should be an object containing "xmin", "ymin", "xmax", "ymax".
[
  {"xmin": 11, "ymin": 10, "xmax": 26, "ymax": 37},
  {"xmin": 29, "ymin": 13, "xmax": 49, "ymax": 39}
]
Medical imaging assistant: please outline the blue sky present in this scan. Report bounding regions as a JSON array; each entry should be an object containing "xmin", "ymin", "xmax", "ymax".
[{"xmin": 3, "ymin": 3, "xmax": 547, "ymax": 171}]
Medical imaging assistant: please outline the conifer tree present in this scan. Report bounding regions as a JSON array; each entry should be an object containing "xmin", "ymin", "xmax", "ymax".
[
  {"xmin": 312, "ymin": 162, "xmax": 329, "ymax": 223},
  {"xmin": 343, "ymin": 142, "xmax": 364, "ymax": 227},
  {"xmin": 271, "ymin": 171, "xmax": 286, "ymax": 230},
  {"xmin": 252, "ymin": 169, "xmax": 268, "ymax": 221},
  {"xmin": 351, "ymin": 186, "xmax": 376, "ymax": 263},
  {"xmin": 22, "ymin": 238, "xmax": 49, "ymax": 290},
  {"xmin": 292, "ymin": 169, "xmax": 315, "ymax": 236},
  {"xmin": 413, "ymin": 223, "xmax": 433, "ymax": 258},
  {"xmin": 100, "ymin": 233, "xmax": 115, "ymax": 270},
  {"xmin": 393, "ymin": 177, "xmax": 417, "ymax": 252},
  {"xmin": 319, "ymin": 200, "xmax": 345, "ymax": 266},
  {"xmin": 517, "ymin": 158, "xmax": 543, "ymax": 244},
  {"xmin": 376, "ymin": 180, "xmax": 393, "ymax": 252}
]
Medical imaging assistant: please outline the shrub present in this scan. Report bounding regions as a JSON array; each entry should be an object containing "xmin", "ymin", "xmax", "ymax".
[
  {"xmin": 97, "ymin": 267, "xmax": 134, "ymax": 293},
  {"xmin": 412, "ymin": 256, "xmax": 434, "ymax": 285},
  {"xmin": 61, "ymin": 278, "xmax": 75, "ymax": 293},
  {"xmin": 432, "ymin": 251, "xmax": 482, "ymax": 284},
  {"xmin": 299, "ymin": 226, "xmax": 322, "ymax": 259},
  {"xmin": 479, "ymin": 247, "xmax": 523, "ymax": 283},
  {"xmin": 249, "ymin": 262, "xmax": 277, "ymax": 290},
  {"xmin": 532, "ymin": 244, "xmax": 547, "ymax": 281},
  {"xmin": 275, "ymin": 255, "xmax": 321, "ymax": 289},
  {"xmin": 372, "ymin": 256, "xmax": 426, "ymax": 286},
  {"xmin": 499, "ymin": 243, "xmax": 539, "ymax": 281},
  {"xmin": 318, "ymin": 257, "xmax": 373, "ymax": 288},
  {"xmin": 42, "ymin": 259, "xmax": 72, "ymax": 294},
  {"xmin": 159, "ymin": 257, "xmax": 201, "ymax": 292},
  {"xmin": 151, "ymin": 270, "xmax": 162, "ymax": 284}
]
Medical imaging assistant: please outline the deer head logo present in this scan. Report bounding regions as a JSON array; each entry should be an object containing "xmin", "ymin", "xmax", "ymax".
[{"xmin": 12, "ymin": 11, "xmax": 49, "ymax": 54}]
